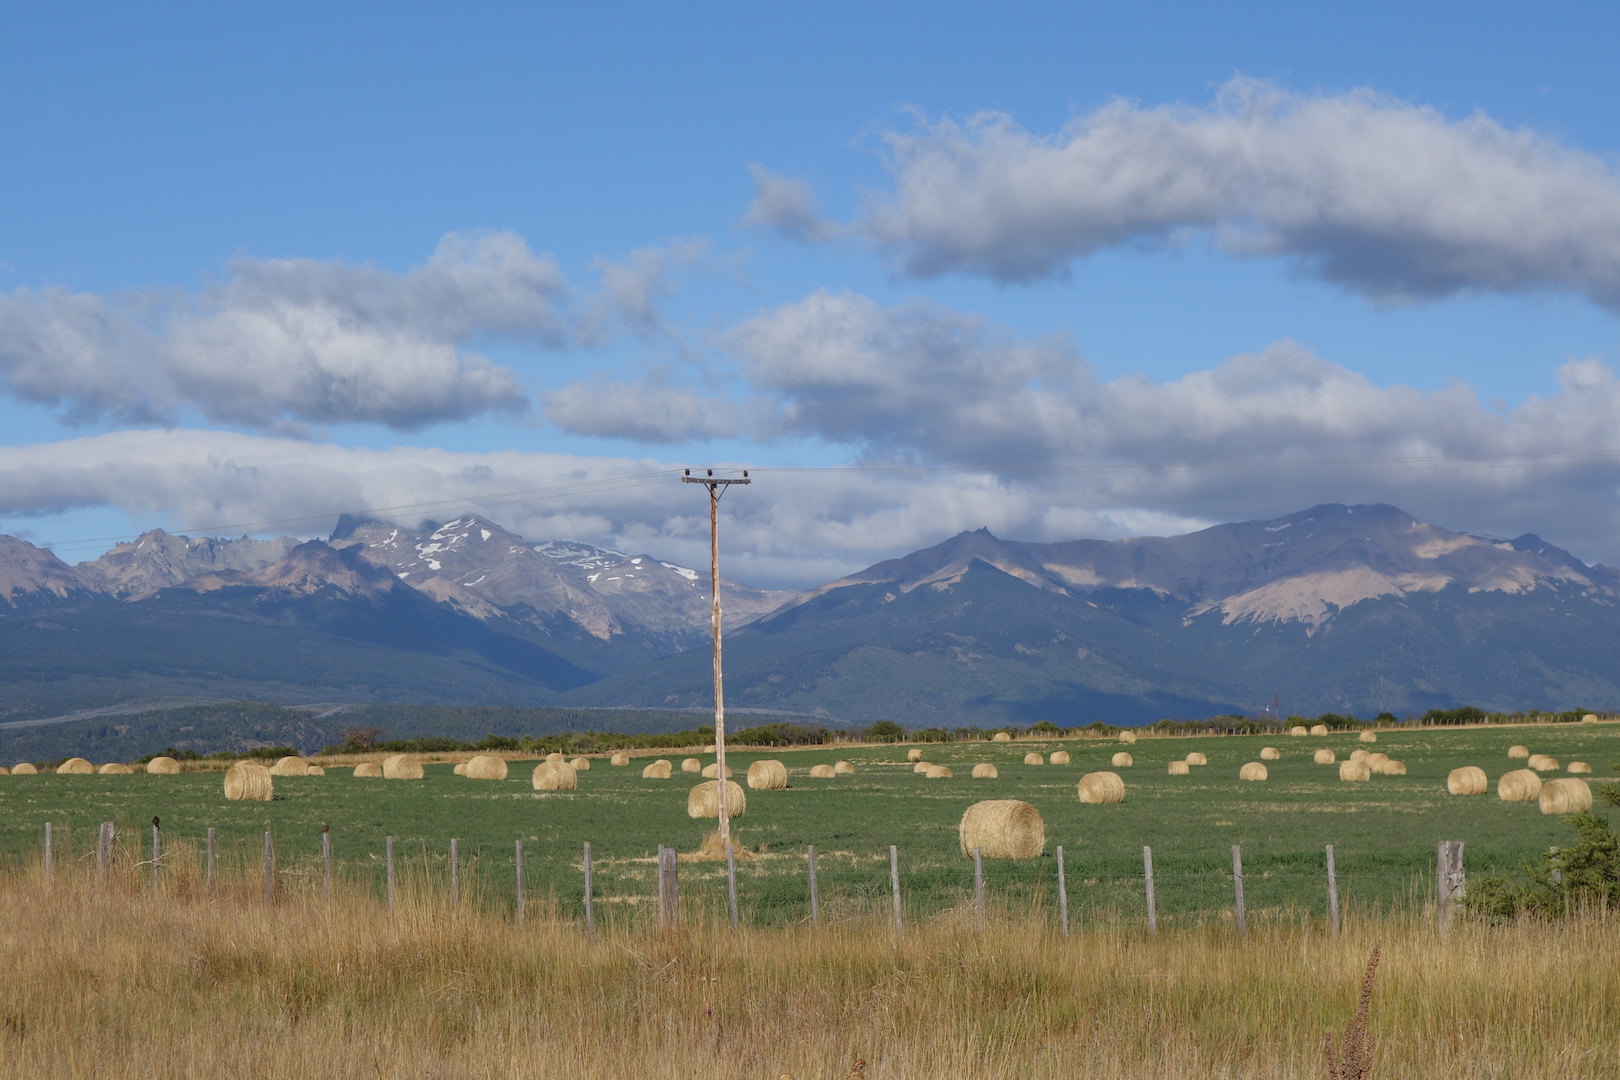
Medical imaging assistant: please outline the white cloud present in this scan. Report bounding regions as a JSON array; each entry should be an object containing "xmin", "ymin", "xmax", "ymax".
[
  {"xmin": 865, "ymin": 78, "xmax": 1620, "ymax": 306},
  {"xmin": 577, "ymin": 239, "xmax": 708, "ymax": 345},
  {"xmin": 0, "ymin": 231, "xmax": 561, "ymax": 431},
  {"xmin": 541, "ymin": 378, "xmax": 758, "ymax": 443},
  {"xmin": 740, "ymin": 165, "xmax": 842, "ymax": 243}
]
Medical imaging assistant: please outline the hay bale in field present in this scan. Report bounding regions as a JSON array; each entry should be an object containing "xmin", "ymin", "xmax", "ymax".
[
  {"xmin": 11, "ymin": 763, "xmax": 37, "ymax": 775},
  {"xmin": 1185, "ymin": 752, "xmax": 1208, "ymax": 766},
  {"xmin": 1497, "ymin": 769, "xmax": 1542, "ymax": 801},
  {"xmin": 452, "ymin": 762, "xmax": 467, "ymax": 775},
  {"xmin": 1582, "ymin": 713, "xmax": 1599, "ymax": 723},
  {"xmin": 1078, "ymin": 771, "xmax": 1126, "ymax": 803},
  {"xmin": 0, "ymin": 766, "xmax": 8, "ymax": 775},
  {"xmin": 1373, "ymin": 759, "xmax": 1406, "ymax": 776},
  {"xmin": 570, "ymin": 757, "xmax": 591, "ymax": 771},
  {"xmin": 809, "ymin": 764, "xmax": 836, "ymax": 778},
  {"xmin": 610, "ymin": 751, "xmax": 631, "ymax": 766},
  {"xmin": 1507, "ymin": 745, "xmax": 1529, "ymax": 759},
  {"xmin": 834, "ymin": 760, "xmax": 855, "ymax": 774},
  {"xmin": 1366, "ymin": 753, "xmax": 1390, "ymax": 769},
  {"xmin": 1119, "ymin": 730, "xmax": 1137, "ymax": 745},
  {"xmin": 681, "ymin": 758, "xmax": 702, "ymax": 773},
  {"xmin": 748, "ymin": 760, "xmax": 788, "ymax": 790},
  {"xmin": 382, "ymin": 755, "xmax": 424, "ymax": 780},
  {"xmin": 1310, "ymin": 725, "xmax": 1329, "ymax": 736},
  {"xmin": 1447, "ymin": 766, "xmax": 1487, "ymax": 795},
  {"xmin": 1314, "ymin": 749, "xmax": 1337, "ymax": 765},
  {"xmin": 972, "ymin": 763, "xmax": 998, "ymax": 778},
  {"xmin": 145, "ymin": 756, "xmax": 181, "ymax": 775},
  {"xmin": 353, "ymin": 763, "xmax": 382, "ymax": 778},
  {"xmin": 545, "ymin": 752, "xmax": 565, "ymax": 764},
  {"xmin": 1339, "ymin": 761, "xmax": 1371, "ymax": 782},
  {"xmin": 1289, "ymin": 726, "xmax": 1308, "ymax": 737},
  {"xmin": 532, "ymin": 761, "xmax": 578, "ymax": 790},
  {"xmin": 1260, "ymin": 747, "xmax": 1280, "ymax": 760},
  {"xmin": 908, "ymin": 747, "xmax": 926, "ymax": 761},
  {"xmin": 1239, "ymin": 762, "xmax": 1268, "ymax": 781},
  {"xmin": 687, "ymin": 779, "xmax": 747, "ymax": 819},
  {"xmin": 959, "ymin": 800, "xmax": 1044, "ymax": 858},
  {"xmin": 269, "ymin": 756, "xmax": 309, "ymax": 776},
  {"xmin": 702, "ymin": 762, "xmax": 733, "ymax": 778},
  {"xmin": 1349, "ymin": 749, "xmax": 1370, "ymax": 763},
  {"xmin": 224, "ymin": 761, "xmax": 273, "ymax": 801},
  {"xmin": 924, "ymin": 764, "xmax": 953, "ymax": 779},
  {"xmin": 57, "ymin": 758, "xmax": 93, "ymax": 774},
  {"xmin": 1358, "ymin": 730, "xmax": 1378, "ymax": 744},
  {"xmin": 991, "ymin": 732, "xmax": 1012, "ymax": 743},
  {"xmin": 465, "ymin": 755, "xmax": 509, "ymax": 780},
  {"xmin": 1569, "ymin": 762, "xmax": 1593, "ymax": 774},
  {"xmin": 1527, "ymin": 754, "xmax": 1560, "ymax": 773},
  {"xmin": 98, "ymin": 763, "xmax": 133, "ymax": 774},
  {"xmin": 1050, "ymin": 750, "xmax": 1071, "ymax": 765},
  {"xmin": 1540, "ymin": 778, "xmax": 1593, "ymax": 815},
  {"xmin": 1168, "ymin": 760, "xmax": 1190, "ymax": 775},
  {"xmin": 913, "ymin": 761, "xmax": 932, "ymax": 774},
  {"xmin": 1111, "ymin": 752, "xmax": 1133, "ymax": 767},
  {"xmin": 307, "ymin": 765, "xmax": 325, "ymax": 776},
  {"xmin": 641, "ymin": 761, "xmax": 673, "ymax": 779},
  {"xmin": 1023, "ymin": 752, "xmax": 1044, "ymax": 765}
]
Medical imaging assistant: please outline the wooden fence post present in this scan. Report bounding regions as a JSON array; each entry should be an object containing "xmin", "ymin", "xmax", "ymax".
[
  {"xmin": 1231, "ymin": 845, "xmax": 1246, "ymax": 937},
  {"xmin": 657, "ymin": 846, "xmax": 679, "ymax": 929},
  {"xmin": 1143, "ymin": 846, "xmax": 1157, "ymax": 935},
  {"xmin": 1437, "ymin": 840, "xmax": 1465, "ymax": 933},
  {"xmin": 263, "ymin": 831, "xmax": 273, "ymax": 903},
  {"xmin": 385, "ymin": 836, "xmax": 395, "ymax": 913},
  {"xmin": 152, "ymin": 819, "xmax": 161, "ymax": 891},
  {"xmin": 725, "ymin": 841, "xmax": 739, "ymax": 930},
  {"xmin": 1056, "ymin": 844, "xmax": 1069, "ymax": 939},
  {"xmin": 449, "ymin": 838, "xmax": 460, "ymax": 914},
  {"xmin": 807, "ymin": 846, "xmax": 820, "ymax": 928},
  {"xmin": 321, "ymin": 827, "xmax": 331, "ymax": 902},
  {"xmin": 206, "ymin": 828, "xmax": 215, "ymax": 889},
  {"xmin": 973, "ymin": 847, "xmax": 985, "ymax": 932},
  {"xmin": 583, "ymin": 842, "xmax": 595, "ymax": 939},
  {"xmin": 890, "ymin": 845, "xmax": 903, "ymax": 933},
  {"xmin": 42, "ymin": 823, "xmax": 52, "ymax": 890},
  {"xmin": 515, "ymin": 840, "xmax": 525, "ymax": 926},
  {"xmin": 98, "ymin": 822, "xmax": 113, "ymax": 882},
  {"xmin": 1325, "ymin": 844, "xmax": 1340, "ymax": 937}
]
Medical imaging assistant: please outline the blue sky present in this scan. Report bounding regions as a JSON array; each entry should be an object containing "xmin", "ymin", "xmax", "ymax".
[{"xmin": 3, "ymin": 1, "xmax": 1620, "ymax": 586}]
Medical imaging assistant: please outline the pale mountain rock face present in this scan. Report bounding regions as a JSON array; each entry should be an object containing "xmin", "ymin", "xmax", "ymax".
[
  {"xmin": 161, "ymin": 540, "xmax": 402, "ymax": 600},
  {"xmin": 81, "ymin": 530, "xmax": 301, "ymax": 597},
  {"xmin": 0, "ymin": 537, "xmax": 99, "ymax": 608}
]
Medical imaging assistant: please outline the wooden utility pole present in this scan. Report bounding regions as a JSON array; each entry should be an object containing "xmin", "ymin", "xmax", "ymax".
[{"xmin": 682, "ymin": 467, "xmax": 751, "ymax": 847}]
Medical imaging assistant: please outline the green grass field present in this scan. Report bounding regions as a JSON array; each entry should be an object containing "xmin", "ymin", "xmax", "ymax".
[{"xmin": 4, "ymin": 724, "xmax": 1617, "ymax": 930}]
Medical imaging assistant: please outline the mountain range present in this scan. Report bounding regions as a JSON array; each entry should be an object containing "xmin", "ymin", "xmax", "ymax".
[{"xmin": 2, "ymin": 502, "xmax": 1618, "ymax": 731}]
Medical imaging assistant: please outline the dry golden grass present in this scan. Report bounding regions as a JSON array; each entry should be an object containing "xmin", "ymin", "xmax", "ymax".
[{"xmin": 0, "ymin": 857, "xmax": 1614, "ymax": 1080}]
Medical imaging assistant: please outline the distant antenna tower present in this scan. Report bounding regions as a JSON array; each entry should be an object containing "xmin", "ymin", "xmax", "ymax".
[{"xmin": 1272, "ymin": 691, "xmax": 1282, "ymax": 720}]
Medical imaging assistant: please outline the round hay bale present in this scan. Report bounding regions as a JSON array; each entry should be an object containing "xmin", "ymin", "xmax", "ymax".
[
  {"xmin": 12, "ymin": 763, "xmax": 37, "ymax": 775},
  {"xmin": 653, "ymin": 758, "xmax": 671, "ymax": 769},
  {"xmin": 1167, "ymin": 760, "xmax": 1190, "ymax": 775},
  {"xmin": 1527, "ymin": 754, "xmax": 1560, "ymax": 773},
  {"xmin": 1119, "ymin": 730, "xmax": 1137, "ymax": 745},
  {"xmin": 1507, "ymin": 745, "xmax": 1530, "ymax": 759},
  {"xmin": 1111, "ymin": 752, "xmax": 1133, "ymax": 767},
  {"xmin": 1568, "ymin": 761, "xmax": 1593, "ymax": 774},
  {"xmin": 808, "ymin": 764, "xmax": 836, "ymax": 778},
  {"xmin": 1349, "ymin": 749, "xmax": 1370, "ymax": 763},
  {"xmin": 224, "ymin": 760, "xmax": 273, "ymax": 801},
  {"xmin": 1498, "ymin": 769, "xmax": 1542, "ymax": 801},
  {"xmin": 833, "ymin": 760, "xmax": 855, "ymax": 774},
  {"xmin": 1373, "ymin": 759, "xmax": 1406, "ymax": 776},
  {"xmin": 1185, "ymin": 752, "xmax": 1208, "ymax": 766},
  {"xmin": 1078, "ymin": 771, "xmax": 1125, "ymax": 803},
  {"xmin": 959, "ymin": 800, "xmax": 1044, "ymax": 858},
  {"xmin": 991, "ymin": 732, "xmax": 1012, "ymax": 744},
  {"xmin": 681, "ymin": 758, "xmax": 702, "ymax": 773},
  {"xmin": 1023, "ymin": 752, "xmax": 1044, "ymax": 765},
  {"xmin": 268, "ymin": 756, "xmax": 309, "ymax": 776},
  {"xmin": 1049, "ymin": 750, "xmax": 1071, "ymax": 765},
  {"xmin": 610, "ymin": 751, "xmax": 631, "ymax": 766},
  {"xmin": 1366, "ymin": 753, "xmax": 1390, "ymax": 769},
  {"xmin": 687, "ymin": 779, "xmax": 747, "ymax": 819},
  {"xmin": 1288, "ymin": 726, "xmax": 1308, "ymax": 737},
  {"xmin": 1358, "ymin": 730, "xmax": 1378, "ymax": 743},
  {"xmin": 57, "ymin": 758, "xmax": 93, "ymax": 774},
  {"xmin": 1314, "ymin": 749, "xmax": 1337, "ymax": 765},
  {"xmin": 98, "ymin": 762, "xmax": 133, "ymax": 774},
  {"xmin": 465, "ymin": 756, "xmax": 509, "ymax": 780},
  {"xmin": 908, "ymin": 747, "xmax": 926, "ymax": 761},
  {"xmin": 382, "ymin": 755, "xmax": 424, "ymax": 780},
  {"xmin": 1447, "ymin": 766, "xmax": 1487, "ymax": 795},
  {"xmin": 306, "ymin": 765, "xmax": 325, "ymax": 776},
  {"xmin": 545, "ymin": 752, "xmax": 565, "ymax": 764},
  {"xmin": 641, "ymin": 761, "xmax": 673, "ymax": 779},
  {"xmin": 1259, "ymin": 747, "xmax": 1280, "ymax": 760},
  {"xmin": 452, "ymin": 762, "xmax": 467, "ymax": 775},
  {"xmin": 1239, "ymin": 762, "xmax": 1268, "ymax": 781},
  {"xmin": 532, "ymin": 761, "xmax": 578, "ymax": 790},
  {"xmin": 747, "ymin": 760, "xmax": 788, "ymax": 789},
  {"xmin": 924, "ymin": 764, "xmax": 953, "ymax": 779},
  {"xmin": 353, "ymin": 763, "xmax": 382, "ymax": 777},
  {"xmin": 1540, "ymin": 778, "xmax": 1593, "ymax": 815},
  {"xmin": 1339, "ymin": 761, "xmax": 1371, "ymax": 782},
  {"xmin": 145, "ymin": 756, "xmax": 181, "ymax": 775},
  {"xmin": 701, "ymin": 762, "xmax": 733, "ymax": 778},
  {"xmin": 0, "ymin": 766, "xmax": 8, "ymax": 775},
  {"xmin": 971, "ymin": 763, "xmax": 998, "ymax": 778},
  {"xmin": 1310, "ymin": 725, "xmax": 1329, "ymax": 736},
  {"xmin": 1582, "ymin": 713, "xmax": 1599, "ymax": 723},
  {"xmin": 569, "ymin": 756, "xmax": 591, "ymax": 771},
  {"xmin": 913, "ymin": 761, "xmax": 932, "ymax": 774}
]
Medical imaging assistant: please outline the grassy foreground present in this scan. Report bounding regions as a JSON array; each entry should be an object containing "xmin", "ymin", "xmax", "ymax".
[{"xmin": 0, "ymin": 864, "xmax": 1614, "ymax": 1079}]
